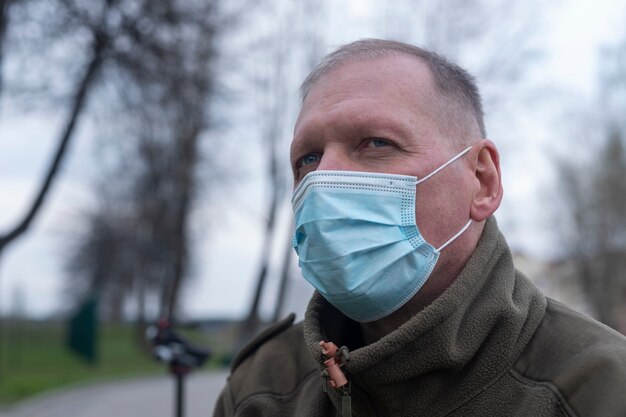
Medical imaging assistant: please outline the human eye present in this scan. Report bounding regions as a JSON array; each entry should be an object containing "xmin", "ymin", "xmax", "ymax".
[
  {"xmin": 363, "ymin": 137, "xmax": 394, "ymax": 148},
  {"xmin": 293, "ymin": 152, "xmax": 321, "ymax": 180},
  {"xmin": 299, "ymin": 153, "xmax": 321, "ymax": 167}
]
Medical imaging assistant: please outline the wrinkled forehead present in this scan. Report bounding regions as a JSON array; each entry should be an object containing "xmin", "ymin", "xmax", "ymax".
[
  {"xmin": 296, "ymin": 53, "xmax": 437, "ymax": 120},
  {"xmin": 300, "ymin": 49, "xmax": 435, "ymax": 99},
  {"xmin": 294, "ymin": 55, "xmax": 440, "ymax": 133}
]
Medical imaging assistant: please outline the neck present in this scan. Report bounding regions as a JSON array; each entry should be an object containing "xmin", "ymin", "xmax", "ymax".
[
  {"xmin": 359, "ymin": 272, "xmax": 456, "ymax": 344},
  {"xmin": 359, "ymin": 229, "xmax": 479, "ymax": 344}
]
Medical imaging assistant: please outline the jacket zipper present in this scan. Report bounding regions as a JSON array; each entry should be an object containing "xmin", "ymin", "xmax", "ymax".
[{"xmin": 319, "ymin": 340, "xmax": 387, "ymax": 417}]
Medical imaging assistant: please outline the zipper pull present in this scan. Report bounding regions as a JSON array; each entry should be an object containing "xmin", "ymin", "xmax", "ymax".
[
  {"xmin": 320, "ymin": 341, "xmax": 352, "ymax": 416},
  {"xmin": 319, "ymin": 341, "xmax": 348, "ymax": 389}
]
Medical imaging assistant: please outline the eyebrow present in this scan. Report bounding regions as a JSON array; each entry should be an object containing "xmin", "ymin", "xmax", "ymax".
[{"xmin": 292, "ymin": 111, "xmax": 416, "ymax": 154}]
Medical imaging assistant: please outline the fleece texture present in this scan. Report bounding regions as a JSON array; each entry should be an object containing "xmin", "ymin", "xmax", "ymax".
[{"xmin": 214, "ymin": 217, "xmax": 626, "ymax": 416}]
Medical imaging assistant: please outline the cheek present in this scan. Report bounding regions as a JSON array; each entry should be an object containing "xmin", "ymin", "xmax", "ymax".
[
  {"xmin": 414, "ymin": 176, "xmax": 470, "ymax": 245},
  {"xmin": 414, "ymin": 187, "xmax": 448, "ymax": 243}
]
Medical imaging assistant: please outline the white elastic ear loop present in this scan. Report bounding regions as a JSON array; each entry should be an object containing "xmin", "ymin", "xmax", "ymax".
[
  {"xmin": 416, "ymin": 146, "xmax": 472, "ymax": 185},
  {"xmin": 437, "ymin": 219, "xmax": 473, "ymax": 252}
]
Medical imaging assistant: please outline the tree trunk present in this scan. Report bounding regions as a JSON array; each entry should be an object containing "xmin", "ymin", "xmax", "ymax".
[
  {"xmin": 245, "ymin": 192, "xmax": 278, "ymax": 326},
  {"xmin": 240, "ymin": 37, "xmax": 287, "ymax": 340},
  {"xmin": 0, "ymin": 37, "xmax": 104, "ymax": 255},
  {"xmin": 272, "ymin": 223, "xmax": 294, "ymax": 323},
  {"xmin": 134, "ymin": 265, "xmax": 148, "ymax": 348},
  {"xmin": 0, "ymin": 0, "xmax": 10, "ymax": 96},
  {"xmin": 160, "ymin": 108, "xmax": 202, "ymax": 321}
]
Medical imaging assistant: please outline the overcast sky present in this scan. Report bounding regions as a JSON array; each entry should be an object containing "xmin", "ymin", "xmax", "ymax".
[{"xmin": 1, "ymin": 0, "xmax": 625, "ymax": 319}]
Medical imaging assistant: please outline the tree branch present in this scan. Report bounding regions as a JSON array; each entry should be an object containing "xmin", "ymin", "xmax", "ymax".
[{"xmin": 0, "ymin": 37, "xmax": 104, "ymax": 253}]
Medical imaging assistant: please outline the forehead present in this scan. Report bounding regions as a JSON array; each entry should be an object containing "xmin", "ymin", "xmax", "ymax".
[{"xmin": 293, "ymin": 55, "xmax": 440, "ymax": 141}]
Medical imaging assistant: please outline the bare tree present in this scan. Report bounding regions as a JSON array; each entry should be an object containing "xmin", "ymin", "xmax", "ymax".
[
  {"xmin": 241, "ymin": 21, "xmax": 290, "ymax": 335},
  {"xmin": 0, "ymin": 5, "xmax": 107, "ymax": 371},
  {"xmin": 126, "ymin": 24, "xmax": 217, "ymax": 321},
  {"xmin": 1, "ymin": 0, "xmax": 224, "ymax": 254},
  {"xmin": 555, "ymin": 32, "xmax": 626, "ymax": 334},
  {"xmin": 65, "ymin": 201, "xmax": 134, "ymax": 322},
  {"xmin": 556, "ymin": 130, "xmax": 626, "ymax": 332},
  {"xmin": 378, "ymin": 0, "xmax": 545, "ymax": 116},
  {"xmin": 0, "ymin": 3, "xmax": 107, "ymax": 258},
  {"xmin": 0, "ymin": 0, "xmax": 13, "ymax": 94},
  {"xmin": 64, "ymin": 0, "xmax": 223, "ymax": 327},
  {"xmin": 238, "ymin": 0, "xmax": 327, "ymax": 342},
  {"xmin": 270, "ymin": 0, "xmax": 324, "ymax": 324}
]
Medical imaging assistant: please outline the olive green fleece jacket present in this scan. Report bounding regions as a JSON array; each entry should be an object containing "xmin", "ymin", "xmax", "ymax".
[{"xmin": 214, "ymin": 218, "xmax": 626, "ymax": 416}]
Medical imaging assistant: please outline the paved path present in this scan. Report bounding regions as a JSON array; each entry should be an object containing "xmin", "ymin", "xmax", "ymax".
[{"xmin": 0, "ymin": 370, "xmax": 229, "ymax": 417}]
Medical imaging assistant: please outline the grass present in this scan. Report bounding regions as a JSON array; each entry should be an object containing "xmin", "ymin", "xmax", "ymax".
[{"xmin": 0, "ymin": 320, "xmax": 230, "ymax": 406}]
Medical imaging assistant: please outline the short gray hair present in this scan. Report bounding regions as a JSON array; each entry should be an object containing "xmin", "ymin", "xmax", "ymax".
[{"xmin": 301, "ymin": 39, "xmax": 486, "ymax": 139}]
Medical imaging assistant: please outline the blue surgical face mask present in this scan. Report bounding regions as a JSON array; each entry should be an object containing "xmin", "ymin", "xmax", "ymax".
[{"xmin": 291, "ymin": 146, "xmax": 473, "ymax": 322}]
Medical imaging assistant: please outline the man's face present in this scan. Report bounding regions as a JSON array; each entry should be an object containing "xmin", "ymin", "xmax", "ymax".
[{"xmin": 291, "ymin": 55, "xmax": 474, "ymax": 251}]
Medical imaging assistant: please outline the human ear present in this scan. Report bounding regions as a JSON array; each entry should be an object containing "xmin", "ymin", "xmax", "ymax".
[{"xmin": 470, "ymin": 139, "xmax": 503, "ymax": 221}]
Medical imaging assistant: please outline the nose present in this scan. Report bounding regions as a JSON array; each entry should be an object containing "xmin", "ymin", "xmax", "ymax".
[{"xmin": 316, "ymin": 147, "xmax": 355, "ymax": 172}]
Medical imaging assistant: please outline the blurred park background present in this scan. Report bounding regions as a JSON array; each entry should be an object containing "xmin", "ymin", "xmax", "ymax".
[{"xmin": 0, "ymin": 0, "xmax": 626, "ymax": 413}]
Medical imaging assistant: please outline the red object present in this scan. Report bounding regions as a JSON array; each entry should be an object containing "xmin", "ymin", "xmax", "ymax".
[{"xmin": 319, "ymin": 341, "xmax": 348, "ymax": 388}]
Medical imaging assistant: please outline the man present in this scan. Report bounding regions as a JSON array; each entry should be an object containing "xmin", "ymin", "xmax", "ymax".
[{"xmin": 214, "ymin": 39, "xmax": 626, "ymax": 417}]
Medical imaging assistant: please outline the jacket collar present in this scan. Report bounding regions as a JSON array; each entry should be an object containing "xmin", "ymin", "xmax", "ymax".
[{"xmin": 303, "ymin": 217, "xmax": 547, "ymax": 416}]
